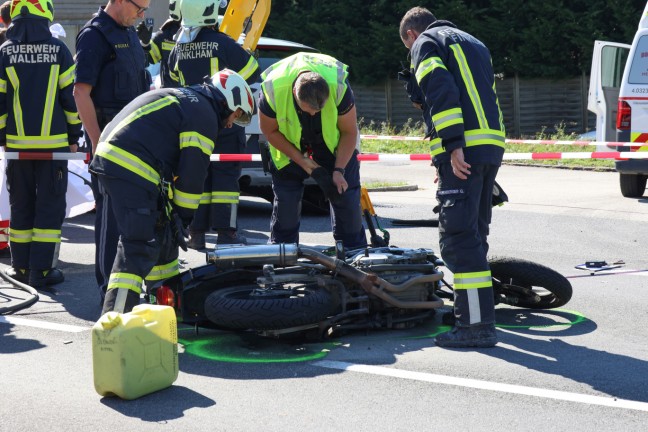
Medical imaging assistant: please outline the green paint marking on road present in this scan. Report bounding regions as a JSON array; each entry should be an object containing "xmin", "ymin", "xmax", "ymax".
[
  {"xmin": 495, "ymin": 309, "xmax": 588, "ymax": 329},
  {"xmin": 179, "ymin": 333, "xmax": 339, "ymax": 363}
]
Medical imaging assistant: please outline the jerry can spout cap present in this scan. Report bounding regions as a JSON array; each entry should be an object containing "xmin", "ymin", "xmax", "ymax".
[{"xmin": 99, "ymin": 312, "xmax": 123, "ymax": 330}]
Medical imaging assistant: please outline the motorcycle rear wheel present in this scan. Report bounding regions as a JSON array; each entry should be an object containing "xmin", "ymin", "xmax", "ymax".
[
  {"xmin": 204, "ymin": 285, "xmax": 336, "ymax": 330},
  {"xmin": 489, "ymin": 257, "xmax": 572, "ymax": 309}
]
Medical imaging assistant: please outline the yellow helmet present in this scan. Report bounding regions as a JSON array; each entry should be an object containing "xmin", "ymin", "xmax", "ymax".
[{"xmin": 10, "ymin": 0, "xmax": 54, "ymax": 21}]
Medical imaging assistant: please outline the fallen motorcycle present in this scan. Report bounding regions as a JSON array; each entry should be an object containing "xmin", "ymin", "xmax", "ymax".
[{"xmin": 150, "ymin": 242, "xmax": 572, "ymax": 338}]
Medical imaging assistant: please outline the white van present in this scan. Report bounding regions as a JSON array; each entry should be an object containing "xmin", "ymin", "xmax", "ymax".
[{"xmin": 588, "ymin": 1, "xmax": 648, "ymax": 197}]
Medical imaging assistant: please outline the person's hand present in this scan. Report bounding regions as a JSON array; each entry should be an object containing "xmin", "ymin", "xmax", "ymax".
[
  {"xmin": 172, "ymin": 212, "xmax": 190, "ymax": 252},
  {"xmin": 136, "ymin": 20, "xmax": 153, "ymax": 46},
  {"xmin": 69, "ymin": 143, "xmax": 78, "ymax": 153},
  {"xmin": 300, "ymin": 156, "xmax": 320, "ymax": 175},
  {"xmin": 311, "ymin": 167, "xmax": 343, "ymax": 205},
  {"xmin": 332, "ymin": 170, "xmax": 348, "ymax": 194},
  {"xmin": 450, "ymin": 147, "xmax": 470, "ymax": 180}
]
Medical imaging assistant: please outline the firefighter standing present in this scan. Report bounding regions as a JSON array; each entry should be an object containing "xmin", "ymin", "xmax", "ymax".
[
  {"xmin": 258, "ymin": 52, "xmax": 367, "ymax": 250},
  {"xmin": 91, "ymin": 70, "xmax": 255, "ymax": 314},
  {"xmin": 163, "ymin": 0, "xmax": 259, "ymax": 248},
  {"xmin": 142, "ymin": 17, "xmax": 180, "ymax": 87},
  {"xmin": 73, "ymin": 0, "xmax": 151, "ymax": 302},
  {"xmin": 400, "ymin": 7, "xmax": 505, "ymax": 348},
  {"xmin": 0, "ymin": 0, "xmax": 82, "ymax": 288}
]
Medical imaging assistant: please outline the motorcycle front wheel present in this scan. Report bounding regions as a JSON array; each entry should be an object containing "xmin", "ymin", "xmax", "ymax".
[
  {"xmin": 204, "ymin": 285, "xmax": 336, "ymax": 330},
  {"xmin": 489, "ymin": 257, "xmax": 573, "ymax": 309}
]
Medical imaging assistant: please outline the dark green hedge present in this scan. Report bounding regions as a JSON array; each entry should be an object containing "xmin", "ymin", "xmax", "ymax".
[{"xmin": 263, "ymin": 0, "xmax": 645, "ymax": 85}]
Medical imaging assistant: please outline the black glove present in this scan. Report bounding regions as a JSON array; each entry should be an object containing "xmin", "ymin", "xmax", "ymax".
[
  {"xmin": 172, "ymin": 212, "xmax": 189, "ymax": 252},
  {"xmin": 491, "ymin": 181, "xmax": 509, "ymax": 207},
  {"xmin": 311, "ymin": 167, "xmax": 343, "ymax": 206},
  {"xmin": 136, "ymin": 20, "xmax": 153, "ymax": 46}
]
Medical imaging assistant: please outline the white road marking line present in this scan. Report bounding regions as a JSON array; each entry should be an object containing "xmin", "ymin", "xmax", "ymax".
[
  {"xmin": 313, "ymin": 360, "xmax": 648, "ymax": 412},
  {"xmin": 0, "ymin": 315, "xmax": 89, "ymax": 333}
]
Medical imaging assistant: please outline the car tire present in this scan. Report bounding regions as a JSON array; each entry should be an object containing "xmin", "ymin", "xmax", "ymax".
[{"xmin": 619, "ymin": 173, "xmax": 647, "ymax": 198}]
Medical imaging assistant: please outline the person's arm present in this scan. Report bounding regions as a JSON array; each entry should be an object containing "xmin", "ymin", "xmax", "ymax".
[
  {"xmin": 259, "ymin": 110, "xmax": 319, "ymax": 174},
  {"xmin": 331, "ymin": 105, "xmax": 358, "ymax": 193},
  {"xmin": 73, "ymin": 83, "xmax": 100, "ymax": 154},
  {"xmin": 413, "ymin": 38, "xmax": 469, "ymax": 179}
]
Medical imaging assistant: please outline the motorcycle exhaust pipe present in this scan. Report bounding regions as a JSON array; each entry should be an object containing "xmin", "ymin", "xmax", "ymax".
[
  {"xmin": 299, "ymin": 247, "xmax": 444, "ymax": 310},
  {"xmin": 206, "ymin": 244, "xmax": 299, "ymax": 268}
]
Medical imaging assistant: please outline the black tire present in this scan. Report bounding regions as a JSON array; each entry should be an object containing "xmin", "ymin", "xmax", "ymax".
[
  {"xmin": 489, "ymin": 257, "xmax": 572, "ymax": 309},
  {"xmin": 204, "ymin": 285, "xmax": 336, "ymax": 330},
  {"xmin": 619, "ymin": 173, "xmax": 647, "ymax": 198}
]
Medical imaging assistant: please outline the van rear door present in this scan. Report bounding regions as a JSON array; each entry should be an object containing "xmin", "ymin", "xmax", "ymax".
[{"xmin": 587, "ymin": 40, "xmax": 630, "ymax": 144}]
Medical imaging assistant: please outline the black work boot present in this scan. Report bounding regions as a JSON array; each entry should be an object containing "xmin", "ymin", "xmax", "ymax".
[
  {"xmin": 217, "ymin": 229, "xmax": 247, "ymax": 245},
  {"xmin": 4, "ymin": 267, "xmax": 29, "ymax": 284},
  {"xmin": 187, "ymin": 230, "xmax": 206, "ymax": 250},
  {"xmin": 434, "ymin": 323, "xmax": 498, "ymax": 348},
  {"xmin": 29, "ymin": 268, "xmax": 64, "ymax": 289}
]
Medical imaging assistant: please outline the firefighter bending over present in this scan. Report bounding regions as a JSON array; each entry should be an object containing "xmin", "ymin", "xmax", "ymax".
[
  {"xmin": 400, "ymin": 7, "xmax": 506, "ymax": 348},
  {"xmin": 90, "ymin": 70, "xmax": 254, "ymax": 314}
]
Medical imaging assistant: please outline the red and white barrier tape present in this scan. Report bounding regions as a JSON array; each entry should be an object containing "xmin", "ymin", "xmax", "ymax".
[
  {"xmin": 0, "ymin": 152, "xmax": 90, "ymax": 161},
  {"xmin": 2, "ymin": 150, "xmax": 647, "ymax": 163},
  {"xmin": 358, "ymin": 152, "xmax": 648, "ymax": 161},
  {"xmin": 212, "ymin": 152, "xmax": 648, "ymax": 161},
  {"xmin": 360, "ymin": 134, "xmax": 646, "ymax": 148}
]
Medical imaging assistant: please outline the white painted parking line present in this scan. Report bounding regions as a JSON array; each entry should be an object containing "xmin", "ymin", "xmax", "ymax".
[
  {"xmin": 0, "ymin": 315, "xmax": 89, "ymax": 333},
  {"xmin": 314, "ymin": 360, "xmax": 648, "ymax": 413}
]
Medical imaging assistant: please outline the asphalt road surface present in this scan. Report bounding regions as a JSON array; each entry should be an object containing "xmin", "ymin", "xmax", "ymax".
[{"xmin": 2, "ymin": 163, "xmax": 648, "ymax": 431}]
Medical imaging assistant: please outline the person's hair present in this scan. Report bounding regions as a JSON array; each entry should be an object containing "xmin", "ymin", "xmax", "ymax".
[
  {"xmin": 0, "ymin": 28, "xmax": 6, "ymax": 44},
  {"xmin": 399, "ymin": 6, "xmax": 436, "ymax": 41},
  {"xmin": 294, "ymin": 72, "xmax": 329, "ymax": 111},
  {"xmin": 0, "ymin": 1, "xmax": 11, "ymax": 26}
]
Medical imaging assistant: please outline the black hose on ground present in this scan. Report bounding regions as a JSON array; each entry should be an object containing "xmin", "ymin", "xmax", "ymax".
[
  {"xmin": 0, "ymin": 268, "xmax": 39, "ymax": 314},
  {"xmin": 390, "ymin": 219, "xmax": 439, "ymax": 227}
]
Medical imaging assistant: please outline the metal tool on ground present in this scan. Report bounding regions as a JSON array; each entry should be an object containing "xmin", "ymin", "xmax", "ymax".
[
  {"xmin": 360, "ymin": 186, "xmax": 389, "ymax": 247},
  {"xmin": 575, "ymin": 260, "xmax": 625, "ymax": 275},
  {"xmin": 220, "ymin": 0, "xmax": 271, "ymax": 51}
]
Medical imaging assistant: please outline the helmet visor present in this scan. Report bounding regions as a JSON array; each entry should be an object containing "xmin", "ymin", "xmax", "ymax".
[{"xmin": 233, "ymin": 111, "xmax": 252, "ymax": 127}]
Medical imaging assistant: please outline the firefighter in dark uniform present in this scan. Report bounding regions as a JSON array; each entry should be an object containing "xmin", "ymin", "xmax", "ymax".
[
  {"xmin": 163, "ymin": 0, "xmax": 259, "ymax": 248},
  {"xmin": 73, "ymin": 0, "xmax": 151, "ymax": 302},
  {"xmin": 0, "ymin": 0, "xmax": 82, "ymax": 288},
  {"xmin": 258, "ymin": 53, "xmax": 367, "ymax": 250},
  {"xmin": 142, "ymin": 17, "xmax": 180, "ymax": 87},
  {"xmin": 137, "ymin": 0, "xmax": 184, "ymax": 87},
  {"xmin": 91, "ymin": 70, "xmax": 255, "ymax": 314},
  {"xmin": 400, "ymin": 7, "xmax": 505, "ymax": 348}
]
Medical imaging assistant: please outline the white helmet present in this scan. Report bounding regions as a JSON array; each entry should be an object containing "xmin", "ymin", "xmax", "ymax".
[
  {"xmin": 169, "ymin": 0, "xmax": 182, "ymax": 21},
  {"xmin": 180, "ymin": 0, "xmax": 220, "ymax": 27},
  {"xmin": 210, "ymin": 69, "xmax": 255, "ymax": 127}
]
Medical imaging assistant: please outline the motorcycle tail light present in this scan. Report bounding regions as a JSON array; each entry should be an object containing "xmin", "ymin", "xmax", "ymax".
[{"xmin": 156, "ymin": 285, "xmax": 176, "ymax": 309}]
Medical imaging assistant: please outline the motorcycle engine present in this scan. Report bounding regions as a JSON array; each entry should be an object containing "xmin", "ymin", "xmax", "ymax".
[
  {"xmin": 353, "ymin": 248, "xmax": 438, "ymax": 303},
  {"xmin": 353, "ymin": 248, "xmax": 433, "ymax": 266}
]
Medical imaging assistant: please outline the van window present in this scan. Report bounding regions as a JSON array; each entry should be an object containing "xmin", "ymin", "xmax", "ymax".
[
  {"xmin": 601, "ymin": 45, "xmax": 628, "ymax": 88},
  {"xmin": 628, "ymin": 35, "xmax": 648, "ymax": 84}
]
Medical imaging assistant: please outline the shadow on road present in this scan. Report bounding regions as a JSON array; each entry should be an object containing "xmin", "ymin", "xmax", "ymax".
[
  {"xmin": 486, "ymin": 310, "xmax": 648, "ymax": 403},
  {"xmin": 100, "ymin": 385, "xmax": 215, "ymax": 421},
  {"xmin": 0, "ymin": 321, "xmax": 45, "ymax": 353}
]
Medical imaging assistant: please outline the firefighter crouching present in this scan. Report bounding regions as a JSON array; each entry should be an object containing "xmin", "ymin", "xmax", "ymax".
[
  {"xmin": 0, "ymin": 0, "xmax": 82, "ymax": 288},
  {"xmin": 89, "ymin": 69, "xmax": 255, "ymax": 315}
]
